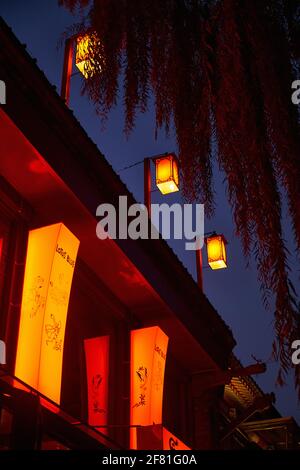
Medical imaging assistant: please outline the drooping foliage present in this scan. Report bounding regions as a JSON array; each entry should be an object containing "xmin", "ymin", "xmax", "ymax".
[{"xmin": 59, "ymin": 0, "xmax": 300, "ymax": 393}]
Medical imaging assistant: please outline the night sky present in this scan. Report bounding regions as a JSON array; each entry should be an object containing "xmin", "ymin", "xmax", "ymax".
[{"xmin": 1, "ymin": 0, "xmax": 299, "ymax": 422}]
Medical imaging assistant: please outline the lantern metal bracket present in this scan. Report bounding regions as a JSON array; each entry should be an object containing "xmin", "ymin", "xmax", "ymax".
[
  {"xmin": 192, "ymin": 362, "xmax": 267, "ymax": 392},
  {"xmin": 220, "ymin": 392, "xmax": 275, "ymax": 442}
]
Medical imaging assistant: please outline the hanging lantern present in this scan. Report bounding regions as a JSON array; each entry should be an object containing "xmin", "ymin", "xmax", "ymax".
[
  {"xmin": 75, "ymin": 32, "xmax": 100, "ymax": 79},
  {"xmin": 206, "ymin": 234, "xmax": 227, "ymax": 270},
  {"xmin": 154, "ymin": 154, "xmax": 179, "ymax": 195}
]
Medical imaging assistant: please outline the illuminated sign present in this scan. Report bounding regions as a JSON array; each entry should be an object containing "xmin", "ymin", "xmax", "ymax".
[
  {"xmin": 15, "ymin": 223, "xmax": 79, "ymax": 404},
  {"xmin": 137, "ymin": 424, "xmax": 191, "ymax": 450},
  {"xmin": 162, "ymin": 427, "xmax": 191, "ymax": 450},
  {"xmin": 130, "ymin": 326, "xmax": 169, "ymax": 449},
  {"xmin": 84, "ymin": 336, "xmax": 109, "ymax": 431}
]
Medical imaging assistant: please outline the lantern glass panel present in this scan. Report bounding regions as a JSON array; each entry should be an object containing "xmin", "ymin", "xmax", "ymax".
[
  {"xmin": 75, "ymin": 34, "xmax": 100, "ymax": 79},
  {"xmin": 155, "ymin": 155, "xmax": 179, "ymax": 195},
  {"xmin": 207, "ymin": 235, "xmax": 227, "ymax": 270}
]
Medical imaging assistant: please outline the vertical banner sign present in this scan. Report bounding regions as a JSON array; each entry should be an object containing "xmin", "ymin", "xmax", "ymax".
[
  {"xmin": 130, "ymin": 326, "xmax": 169, "ymax": 449},
  {"xmin": 15, "ymin": 223, "xmax": 79, "ymax": 404},
  {"xmin": 137, "ymin": 424, "xmax": 191, "ymax": 450},
  {"xmin": 162, "ymin": 427, "xmax": 191, "ymax": 450},
  {"xmin": 84, "ymin": 336, "xmax": 109, "ymax": 431}
]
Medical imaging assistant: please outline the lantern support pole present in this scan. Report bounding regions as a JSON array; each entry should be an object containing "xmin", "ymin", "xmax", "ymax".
[
  {"xmin": 144, "ymin": 157, "xmax": 151, "ymax": 218},
  {"xmin": 61, "ymin": 37, "xmax": 74, "ymax": 105},
  {"xmin": 196, "ymin": 246, "xmax": 203, "ymax": 292},
  {"xmin": 195, "ymin": 232, "xmax": 220, "ymax": 292}
]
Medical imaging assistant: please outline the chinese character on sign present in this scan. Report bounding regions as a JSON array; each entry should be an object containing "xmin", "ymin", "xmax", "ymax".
[{"xmin": 133, "ymin": 366, "xmax": 148, "ymax": 408}]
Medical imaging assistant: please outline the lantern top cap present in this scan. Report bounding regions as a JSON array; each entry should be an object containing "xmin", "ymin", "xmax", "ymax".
[
  {"xmin": 75, "ymin": 28, "xmax": 94, "ymax": 40},
  {"xmin": 151, "ymin": 152, "xmax": 179, "ymax": 164},
  {"xmin": 205, "ymin": 232, "xmax": 228, "ymax": 244}
]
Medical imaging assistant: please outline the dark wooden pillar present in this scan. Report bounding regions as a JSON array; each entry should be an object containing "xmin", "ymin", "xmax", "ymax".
[{"xmin": 192, "ymin": 388, "xmax": 220, "ymax": 449}]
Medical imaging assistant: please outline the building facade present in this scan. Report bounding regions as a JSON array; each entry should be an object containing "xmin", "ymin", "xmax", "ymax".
[{"xmin": 0, "ymin": 17, "xmax": 298, "ymax": 450}]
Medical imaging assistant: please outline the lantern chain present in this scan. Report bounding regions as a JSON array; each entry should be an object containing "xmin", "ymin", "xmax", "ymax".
[
  {"xmin": 116, "ymin": 159, "xmax": 145, "ymax": 173},
  {"xmin": 117, "ymin": 152, "xmax": 174, "ymax": 174}
]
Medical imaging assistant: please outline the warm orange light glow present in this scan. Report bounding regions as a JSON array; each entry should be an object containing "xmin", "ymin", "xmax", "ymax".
[
  {"xmin": 136, "ymin": 425, "xmax": 191, "ymax": 450},
  {"xmin": 206, "ymin": 234, "xmax": 227, "ymax": 270},
  {"xmin": 130, "ymin": 326, "xmax": 169, "ymax": 449},
  {"xmin": 84, "ymin": 336, "xmax": 109, "ymax": 431},
  {"xmin": 155, "ymin": 154, "xmax": 179, "ymax": 195},
  {"xmin": 15, "ymin": 223, "xmax": 79, "ymax": 404},
  {"xmin": 75, "ymin": 33, "xmax": 100, "ymax": 79},
  {"xmin": 162, "ymin": 427, "xmax": 191, "ymax": 450}
]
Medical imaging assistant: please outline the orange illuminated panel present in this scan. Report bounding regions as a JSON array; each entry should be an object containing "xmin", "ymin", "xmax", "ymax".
[
  {"xmin": 15, "ymin": 223, "xmax": 79, "ymax": 404},
  {"xmin": 155, "ymin": 155, "xmax": 179, "ymax": 195},
  {"xmin": 136, "ymin": 425, "xmax": 191, "ymax": 450},
  {"xmin": 84, "ymin": 336, "xmax": 109, "ymax": 432},
  {"xmin": 130, "ymin": 326, "xmax": 169, "ymax": 449},
  {"xmin": 162, "ymin": 427, "xmax": 191, "ymax": 450},
  {"xmin": 206, "ymin": 235, "xmax": 227, "ymax": 270}
]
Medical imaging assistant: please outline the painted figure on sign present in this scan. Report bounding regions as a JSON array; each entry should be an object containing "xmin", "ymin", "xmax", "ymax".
[
  {"xmin": 45, "ymin": 314, "xmax": 62, "ymax": 351},
  {"xmin": 92, "ymin": 373, "xmax": 105, "ymax": 414},
  {"xmin": 26, "ymin": 275, "xmax": 46, "ymax": 318},
  {"xmin": 133, "ymin": 366, "xmax": 148, "ymax": 408}
]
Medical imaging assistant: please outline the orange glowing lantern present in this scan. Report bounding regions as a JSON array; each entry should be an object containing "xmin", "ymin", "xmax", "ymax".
[
  {"xmin": 15, "ymin": 223, "xmax": 79, "ymax": 404},
  {"xmin": 84, "ymin": 336, "xmax": 109, "ymax": 432},
  {"xmin": 130, "ymin": 326, "xmax": 169, "ymax": 449},
  {"xmin": 206, "ymin": 234, "xmax": 227, "ymax": 270},
  {"xmin": 155, "ymin": 154, "xmax": 179, "ymax": 195},
  {"xmin": 75, "ymin": 33, "xmax": 100, "ymax": 79}
]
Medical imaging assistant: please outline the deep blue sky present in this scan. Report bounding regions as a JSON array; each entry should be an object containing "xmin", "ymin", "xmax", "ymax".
[{"xmin": 1, "ymin": 0, "xmax": 299, "ymax": 422}]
